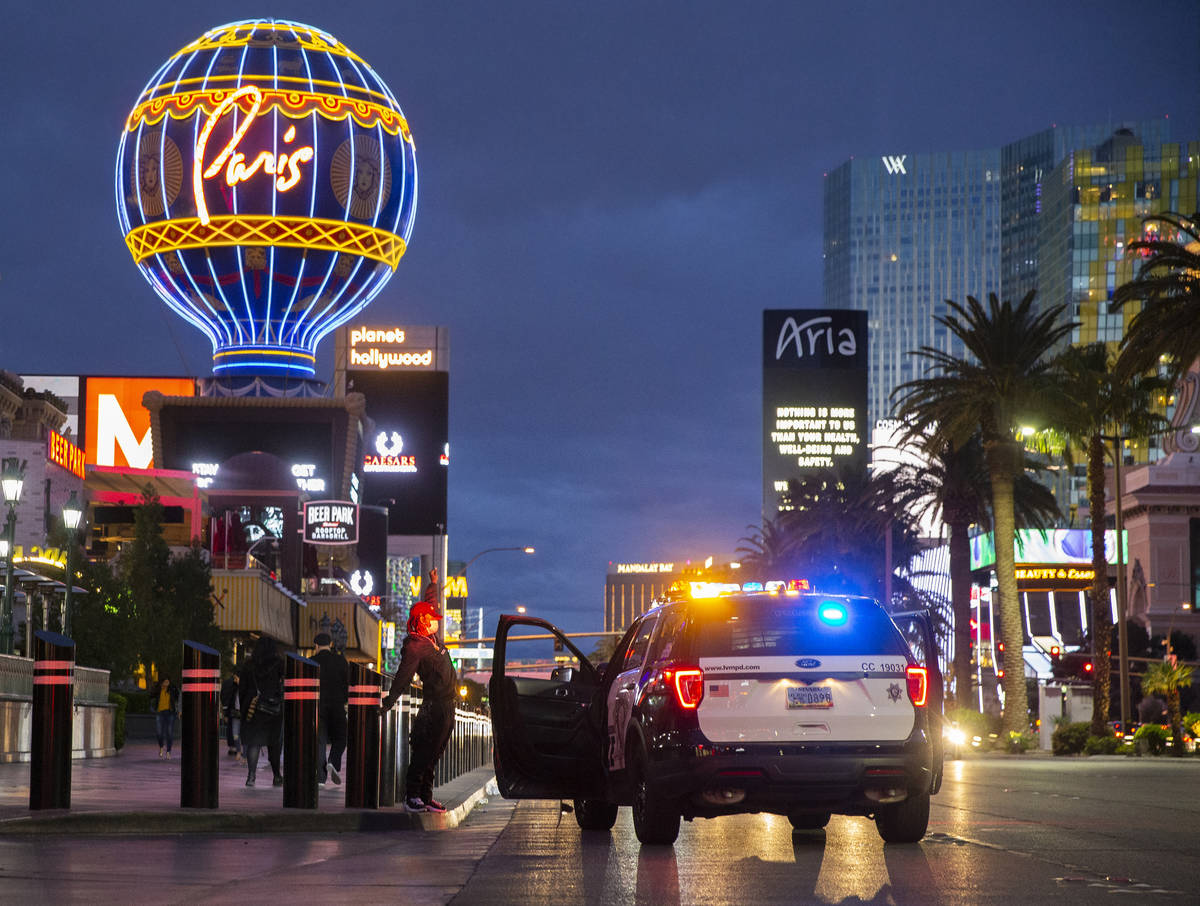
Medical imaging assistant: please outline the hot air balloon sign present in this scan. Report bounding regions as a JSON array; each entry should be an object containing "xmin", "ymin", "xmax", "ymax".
[{"xmin": 116, "ymin": 19, "xmax": 418, "ymax": 378}]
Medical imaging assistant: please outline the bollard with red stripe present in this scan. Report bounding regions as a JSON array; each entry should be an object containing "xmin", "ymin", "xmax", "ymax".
[
  {"xmin": 181, "ymin": 640, "xmax": 221, "ymax": 808},
  {"xmin": 345, "ymin": 662, "xmax": 382, "ymax": 808},
  {"xmin": 379, "ymin": 699, "xmax": 398, "ymax": 807},
  {"xmin": 30, "ymin": 630, "xmax": 74, "ymax": 810},
  {"xmin": 283, "ymin": 652, "xmax": 320, "ymax": 809}
]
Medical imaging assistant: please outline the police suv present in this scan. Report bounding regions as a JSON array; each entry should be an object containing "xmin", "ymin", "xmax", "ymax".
[{"xmin": 489, "ymin": 581, "xmax": 943, "ymax": 846}]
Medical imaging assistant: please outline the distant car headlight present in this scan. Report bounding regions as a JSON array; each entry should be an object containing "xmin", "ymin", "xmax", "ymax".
[{"xmin": 944, "ymin": 727, "xmax": 967, "ymax": 747}]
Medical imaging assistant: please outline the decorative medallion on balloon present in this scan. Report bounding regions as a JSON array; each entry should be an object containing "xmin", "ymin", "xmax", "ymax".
[{"xmin": 115, "ymin": 20, "xmax": 418, "ymax": 378}]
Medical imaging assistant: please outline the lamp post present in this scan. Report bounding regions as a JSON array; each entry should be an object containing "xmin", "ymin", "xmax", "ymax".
[
  {"xmin": 1099, "ymin": 434, "xmax": 1131, "ymax": 734},
  {"xmin": 1, "ymin": 458, "xmax": 27, "ymax": 656},
  {"xmin": 455, "ymin": 546, "xmax": 535, "ymax": 578},
  {"xmin": 61, "ymin": 491, "xmax": 83, "ymax": 639}
]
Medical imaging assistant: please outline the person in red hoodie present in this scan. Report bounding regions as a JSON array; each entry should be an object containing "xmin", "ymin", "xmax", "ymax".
[{"xmin": 381, "ymin": 570, "xmax": 457, "ymax": 813}]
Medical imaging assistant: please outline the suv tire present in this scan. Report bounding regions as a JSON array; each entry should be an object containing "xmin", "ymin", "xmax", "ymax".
[
  {"xmin": 874, "ymin": 790, "xmax": 930, "ymax": 843},
  {"xmin": 787, "ymin": 811, "xmax": 831, "ymax": 831},
  {"xmin": 574, "ymin": 798, "xmax": 619, "ymax": 831},
  {"xmin": 631, "ymin": 748, "xmax": 680, "ymax": 845}
]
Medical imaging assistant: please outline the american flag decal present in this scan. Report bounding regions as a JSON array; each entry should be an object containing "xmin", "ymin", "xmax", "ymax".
[{"xmin": 709, "ymin": 683, "xmax": 729, "ymax": 697}]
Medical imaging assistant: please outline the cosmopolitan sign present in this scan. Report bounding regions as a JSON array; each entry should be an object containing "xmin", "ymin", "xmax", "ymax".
[{"xmin": 303, "ymin": 500, "xmax": 359, "ymax": 544}]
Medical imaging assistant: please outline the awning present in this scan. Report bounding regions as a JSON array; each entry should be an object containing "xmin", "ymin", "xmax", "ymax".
[{"xmin": 211, "ymin": 569, "xmax": 303, "ymax": 646}]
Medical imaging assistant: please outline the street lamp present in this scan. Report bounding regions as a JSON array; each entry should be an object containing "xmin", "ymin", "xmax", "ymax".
[
  {"xmin": 1100, "ymin": 433, "xmax": 1131, "ymax": 734},
  {"xmin": 1, "ymin": 457, "xmax": 27, "ymax": 655},
  {"xmin": 455, "ymin": 546, "xmax": 535, "ymax": 577},
  {"xmin": 62, "ymin": 491, "xmax": 83, "ymax": 638}
]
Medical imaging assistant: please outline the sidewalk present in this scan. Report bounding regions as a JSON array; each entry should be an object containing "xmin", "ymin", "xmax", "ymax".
[{"xmin": 0, "ymin": 741, "xmax": 495, "ymax": 835}]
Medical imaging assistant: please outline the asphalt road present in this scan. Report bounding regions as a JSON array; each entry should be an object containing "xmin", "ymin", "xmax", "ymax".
[{"xmin": 1, "ymin": 757, "xmax": 1196, "ymax": 904}]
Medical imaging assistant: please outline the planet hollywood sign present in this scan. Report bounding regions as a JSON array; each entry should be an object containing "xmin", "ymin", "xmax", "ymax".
[{"xmin": 303, "ymin": 500, "xmax": 359, "ymax": 544}]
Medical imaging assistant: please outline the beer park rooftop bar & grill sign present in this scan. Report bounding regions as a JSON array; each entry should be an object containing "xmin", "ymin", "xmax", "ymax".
[{"xmin": 303, "ymin": 500, "xmax": 358, "ymax": 544}]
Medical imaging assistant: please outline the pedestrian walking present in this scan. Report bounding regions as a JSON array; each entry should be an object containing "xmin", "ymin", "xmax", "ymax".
[
  {"xmin": 220, "ymin": 672, "xmax": 243, "ymax": 759},
  {"xmin": 311, "ymin": 631, "xmax": 348, "ymax": 785},
  {"xmin": 240, "ymin": 636, "xmax": 285, "ymax": 788},
  {"xmin": 154, "ymin": 676, "xmax": 180, "ymax": 759},
  {"xmin": 381, "ymin": 571, "xmax": 457, "ymax": 813}
]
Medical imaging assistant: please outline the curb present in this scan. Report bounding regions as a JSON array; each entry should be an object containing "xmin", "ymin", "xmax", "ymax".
[{"xmin": 0, "ymin": 771, "xmax": 497, "ymax": 836}]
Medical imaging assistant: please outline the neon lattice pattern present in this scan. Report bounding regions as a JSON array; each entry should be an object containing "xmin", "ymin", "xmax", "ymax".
[{"xmin": 125, "ymin": 216, "xmax": 407, "ymax": 270}]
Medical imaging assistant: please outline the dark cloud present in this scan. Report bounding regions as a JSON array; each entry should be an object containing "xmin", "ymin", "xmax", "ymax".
[{"xmin": 1, "ymin": 1, "xmax": 1197, "ymax": 633}]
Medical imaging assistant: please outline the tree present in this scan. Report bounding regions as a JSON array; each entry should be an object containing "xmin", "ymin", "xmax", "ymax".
[
  {"xmin": 71, "ymin": 558, "xmax": 140, "ymax": 681},
  {"xmin": 1111, "ymin": 211, "xmax": 1200, "ymax": 386},
  {"xmin": 1140, "ymin": 660, "xmax": 1194, "ymax": 756},
  {"xmin": 122, "ymin": 487, "xmax": 224, "ymax": 684},
  {"xmin": 890, "ymin": 433, "xmax": 1060, "ymax": 711},
  {"xmin": 1049, "ymin": 342, "xmax": 1168, "ymax": 735},
  {"xmin": 892, "ymin": 291, "xmax": 1075, "ymax": 737},
  {"xmin": 735, "ymin": 515, "xmax": 795, "ymax": 578}
]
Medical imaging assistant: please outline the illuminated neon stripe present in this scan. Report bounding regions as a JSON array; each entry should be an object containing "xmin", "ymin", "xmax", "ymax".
[
  {"xmin": 213, "ymin": 347, "xmax": 316, "ymax": 362},
  {"xmin": 33, "ymin": 676, "xmax": 73, "ymax": 685},
  {"xmin": 126, "ymin": 90, "xmax": 411, "ymax": 140},
  {"xmin": 284, "ymin": 678, "xmax": 320, "ymax": 687},
  {"xmin": 35, "ymin": 661, "xmax": 75, "ymax": 669},
  {"xmin": 285, "ymin": 690, "xmax": 319, "ymax": 700},
  {"xmin": 182, "ymin": 668, "xmax": 220, "ymax": 677},
  {"xmin": 124, "ymin": 216, "xmax": 407, "ymax": 269},
  {"xmin": 140, "ymin": 73, "xmax": 396, "ymax": 106}
]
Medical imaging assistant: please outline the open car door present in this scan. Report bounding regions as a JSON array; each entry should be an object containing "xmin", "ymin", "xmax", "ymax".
[
  {"xmin": 891, "ymin": 608, "xmax": 945, "ymax": 793},
  {"xmin": 489, "ymin": 615, "xmax": 607, "ymax": 800}
]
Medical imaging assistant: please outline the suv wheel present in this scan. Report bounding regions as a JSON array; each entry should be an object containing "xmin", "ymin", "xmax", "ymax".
[
  {"xmin": 787, "ymin": 811, "xmax": 831, "ymax": 831},
  {"xmin": 874, "ymin": 790, "xmax": 930, "ymax": 843},
  {"xmin": 631, "ymin": 748, "xmax": 680, "ymax": 845},
  {"xmin": 574, "ymin": 799, "xmax": 619, "ymax": 831}
]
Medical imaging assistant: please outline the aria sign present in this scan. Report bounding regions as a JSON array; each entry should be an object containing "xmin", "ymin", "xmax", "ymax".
[{"xmin": 303, "ymin": 500, "xmax": 358, "ymax": 544}]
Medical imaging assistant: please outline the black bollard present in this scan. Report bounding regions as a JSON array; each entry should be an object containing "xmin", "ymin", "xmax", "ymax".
[
  {"xmin": 30, "ymin": 630, "xmax": 74, "ymax": 810},
  {"xmin": 345, "ymin": 663, "xmax": 381, "ymax": 808},
  {"xmin": 379, "ymin": 701, "xmax": 398, "ymax": 807},
  {"xmin": 283, "ymin": 652, "xmax": 320, "ymax": 809},
  {"xmin": 181, "ymin": 640, "xmax": 221, "ymax": 808}
]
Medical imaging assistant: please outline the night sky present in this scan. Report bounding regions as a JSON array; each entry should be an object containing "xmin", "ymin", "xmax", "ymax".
[{"xmin": 2, "ymin": 2, "xmax": 1198, "ymax": 636}]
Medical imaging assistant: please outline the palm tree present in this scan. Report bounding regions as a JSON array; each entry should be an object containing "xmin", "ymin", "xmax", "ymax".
[
  {"xmin": 892, "ymin": 291, "xmax": 1075, "ymax": 737},
  {"xmin": 736, "ymin": 514, "xmax": 796, "ymax": 578},
  {"xmin": 889, "ymin": 434, "xmax": 1060, "ymax": 711},
  {"xmin": 1140, "ymin": 660, "xmax": 1195, "ymax": 756},
  {"xmin": 1050, "ymin": 343, "xmax": 1169, "ymax": 736},
  {"xmin": 1112, "ymin": 212, "xmax": 1200, "ymax": 385}
]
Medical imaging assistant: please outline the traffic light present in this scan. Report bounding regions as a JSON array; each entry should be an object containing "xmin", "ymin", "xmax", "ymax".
[{"xmin": 553, "ymin": 637, "xmax": 564, "ymax": 653}]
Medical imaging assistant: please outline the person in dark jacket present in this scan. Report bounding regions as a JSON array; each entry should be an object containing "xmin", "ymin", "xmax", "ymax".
[
  {"xmin": 381, "ymin": 581, "xmax": 457, "ymax": 813},
  {"xmin": 154, "ymin": 676, "xmax": 180, "ymax": 759},
  {"xmin": 240, "ymin": 636, "xmax": 285, "ymax": 788},
  {"xmin": 220, "ymin": 672, "xmax": 243, "ymax": 759},
  {"xmin": 311, "ymin": 631, "xmax": 348, "ymax": 785}
]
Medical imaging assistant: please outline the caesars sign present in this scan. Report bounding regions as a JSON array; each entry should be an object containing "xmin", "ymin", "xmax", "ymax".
[
  {"xmin": 762, "ymin": 309, "xmax": 868, "ymax": 515},
  {"xmin": 83, "ymin": 377, "xmax": 195, "ymax": 469}
]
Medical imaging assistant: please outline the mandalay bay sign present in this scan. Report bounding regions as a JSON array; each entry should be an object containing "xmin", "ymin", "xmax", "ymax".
[{"xmin": 115, "ymin": 20, "xmax": 418, "ymax": 378}]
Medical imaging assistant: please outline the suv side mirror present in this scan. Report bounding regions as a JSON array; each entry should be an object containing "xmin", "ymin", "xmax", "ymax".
[{"xmin": 550, "ymin": 666, "xmax": 575, "ymax": 683}]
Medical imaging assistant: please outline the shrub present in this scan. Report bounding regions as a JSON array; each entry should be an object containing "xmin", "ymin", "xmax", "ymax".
[
  {"xmin": 109, "ymin": 692, "xmax": 128, "ymax": 751},
  {"xmin": 1005, "ymin": 730, "xmax": 1036, "ymax": 754},
  {"xmin": 1133, "ymin": 723, "xmax": 1168, "ymax": 756},
  {"xmin": 1184, "ymin": 712, "xmax": 1200, "ymax": 739},
  {"xmin": 1083, "ymin": 735, "xmax": 1122, "ymax": 755},
  {"xmin": 1051, "ymin": 721, "xmax": 1091, "ymax": 756}
]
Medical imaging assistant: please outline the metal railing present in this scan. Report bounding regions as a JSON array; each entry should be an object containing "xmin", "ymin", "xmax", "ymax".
[
  {"xmin": 0, "ymin": 652, "xmax": 109, "ymax": 703},
  {"xmin": 390, "ymin": 687, "xmax": 492, "ymax": 797}
]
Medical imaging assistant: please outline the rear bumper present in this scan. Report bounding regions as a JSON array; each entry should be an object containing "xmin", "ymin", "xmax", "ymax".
[{"xmin": 647, "ymin": 727, "xmax": 936, "ymax": 818}]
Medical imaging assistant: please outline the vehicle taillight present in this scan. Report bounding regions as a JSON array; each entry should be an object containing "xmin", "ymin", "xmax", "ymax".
[
  {"xmin": 906, "ymin": 666, "xmax": 928, "ymax": 707},
  {"xmin": 663, "ymin": 667, "xmax": 704, "ymax": 709}
]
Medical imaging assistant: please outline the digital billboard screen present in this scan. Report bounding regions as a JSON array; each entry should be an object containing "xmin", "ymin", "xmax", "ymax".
[
  {"xmin": 347, "ymin": 369, "xmax": 448, "ymax": 536},
  {"xmin": 82, "ymin": 376, "xmax": 196, "ymax": 469},
  {"xmin": 762, "ymin": 309, "xmax": 868, "ymax": 515}
]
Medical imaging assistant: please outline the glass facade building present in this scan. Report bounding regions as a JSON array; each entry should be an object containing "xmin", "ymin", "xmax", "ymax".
[{"xmin": 823, "ymin": 150, "xmax": 1001, "ymax": 426}]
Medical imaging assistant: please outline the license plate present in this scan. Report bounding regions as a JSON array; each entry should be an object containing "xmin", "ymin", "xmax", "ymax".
[{"xmin": 787, "ymin": 686, "xmax": 832, "ymax": 709}]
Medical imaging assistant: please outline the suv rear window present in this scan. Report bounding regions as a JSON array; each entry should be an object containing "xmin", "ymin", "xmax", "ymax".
[{"xmin": 692, "ymin": 595, "xmax": 910, "ymax": 658}]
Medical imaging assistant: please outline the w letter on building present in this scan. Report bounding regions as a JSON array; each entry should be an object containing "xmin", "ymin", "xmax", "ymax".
[{"xmin": 881, "ymin": 155, "xmax": 908, "ymax": 175}]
